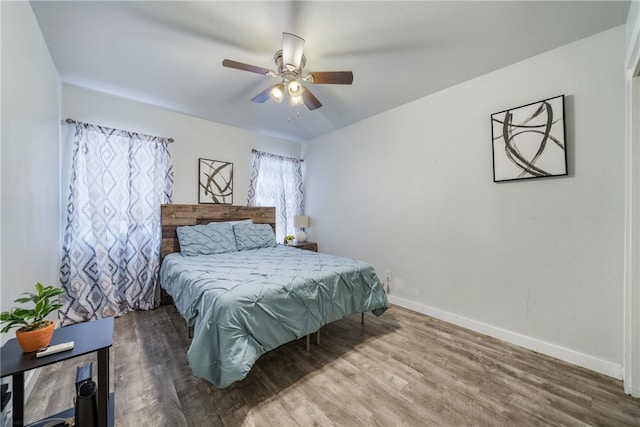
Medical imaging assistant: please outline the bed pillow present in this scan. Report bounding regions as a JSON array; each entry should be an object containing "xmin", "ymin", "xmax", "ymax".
[
  {"xmin": 208, "ymin": 219, "xmax": 252, "ymax": 226},
  {"xmin": 176, "ymin": 223, "xmax": 237, "ymax": 256},
  {"xmin": 233, "ymin": 223, "xmax": 277, "ymax": 251}
]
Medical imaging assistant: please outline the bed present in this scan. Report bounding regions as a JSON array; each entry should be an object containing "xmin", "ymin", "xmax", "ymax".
[{"xmin": 159, "ymin": 204, "xmax": 389, "ymax": 388}]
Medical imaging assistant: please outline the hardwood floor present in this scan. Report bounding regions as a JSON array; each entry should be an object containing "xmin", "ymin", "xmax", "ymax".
[{"xmin": 26, "ymin": 305, "xmax": 640, "ymax": 426}]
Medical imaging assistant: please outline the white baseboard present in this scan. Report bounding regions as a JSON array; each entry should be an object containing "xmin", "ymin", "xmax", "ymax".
[
  {"xmin": 24, "ymin": 369, "xmax": 40, "ymax": 403},
  {"xmin": 624, "ymin": 380, "xmax": 640, "ymax": 397},
  {"xmin": 388, "ymin": 295, "xmax": 623, "ymax": 380}
]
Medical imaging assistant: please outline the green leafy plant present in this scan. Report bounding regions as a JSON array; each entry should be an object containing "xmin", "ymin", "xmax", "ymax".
[
  {"xmin": 0, "ymin": 282, "xmax": 64, "ymax": 333},
  {"xmin": 285, "ymin": 235, "xmax": 295, "ymax": 241}
]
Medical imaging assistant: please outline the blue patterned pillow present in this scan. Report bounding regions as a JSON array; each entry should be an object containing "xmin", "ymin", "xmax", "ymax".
[
  {"xmin": 233, "ymin": 223, "xmax": 277, "ymax": 251},
  {"xmin": 176, "ymin": 223, "xmax": 237, "ymax": 256}
]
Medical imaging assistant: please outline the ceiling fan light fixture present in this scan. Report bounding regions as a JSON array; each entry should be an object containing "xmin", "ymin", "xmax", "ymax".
[
  {"xmin": 270, "ymin": 83, "xmax": 285, "ymax": 102},
  {"xmin": 288, "ymin": 79, "xmax": 303, "ymax": 97},
  {"xmin": 223, "ymin": 32, "xmax": 352, "ymax": 116}
]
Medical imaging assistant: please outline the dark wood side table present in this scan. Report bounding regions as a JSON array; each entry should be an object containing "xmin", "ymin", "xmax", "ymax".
[
  {"xmin": 290, "ymin": 241, "xmax": 318, "ymax": 252},
  {"xmin": 1, "ymin": 317, "xmax": 114, "ymax": 427}
]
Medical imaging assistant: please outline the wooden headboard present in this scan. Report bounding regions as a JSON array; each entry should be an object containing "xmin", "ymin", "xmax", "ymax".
[{"xmin": 161, "ymin": 204, "xmax": 276, "ymax": 259}]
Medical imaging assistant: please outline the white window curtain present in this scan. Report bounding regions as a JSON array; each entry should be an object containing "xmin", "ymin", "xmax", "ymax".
[
  {"xmin": 59, "ymin": 122, "xmax": 173, "ymax": 325},
  {"xmin": 247, "ymin": 150, "xmax": 303, "ymax": 243}
]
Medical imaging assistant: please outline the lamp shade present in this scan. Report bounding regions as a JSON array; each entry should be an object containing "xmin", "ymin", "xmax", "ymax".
[
  {"xmin": 269, "ymin": 83, "xmax": 285, "ymax": 102},
  {"xmin": 294, "ymin": 215, "xmax": 309, "ymax": 228},
  {"xmin": 288, "ymin": 79, "xmax": 303, "ymax": 97}
]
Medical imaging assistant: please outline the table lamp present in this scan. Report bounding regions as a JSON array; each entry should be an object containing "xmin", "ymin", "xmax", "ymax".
[{"xmin": 294, "ymin": 215, "xmax": 310, "ymax": 242}]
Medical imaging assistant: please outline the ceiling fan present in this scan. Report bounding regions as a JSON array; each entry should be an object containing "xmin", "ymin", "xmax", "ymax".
[{"xmin": 222, "ymin": 32, "xmax": 353, "ymax": 112}]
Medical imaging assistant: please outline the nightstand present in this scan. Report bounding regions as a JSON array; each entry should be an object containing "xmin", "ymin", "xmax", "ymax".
[{"xmin": 290, "ymin": 241, "xmax": 317, "ymax": 252}]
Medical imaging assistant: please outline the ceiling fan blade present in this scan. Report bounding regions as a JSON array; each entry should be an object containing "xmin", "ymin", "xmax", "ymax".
[
  {"xmin": 223, "ymin": 59, "xmax": 273, "ymax": 76},
  {"xmin": 306, "ymin": 71, "xmax": 353, "ymax": 85},
  {"xmin": 251, "ymin": 85, "xmax": 275, "ymax": 103},
  {"xmin": 282, "ymin": 32, "xmax": 305, "ymax": 71},
  {"xmin": 302, "ymin": 86, "xmax": 322, "ymax": 111}
]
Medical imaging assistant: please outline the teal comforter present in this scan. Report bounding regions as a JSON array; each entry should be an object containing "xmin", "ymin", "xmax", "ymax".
[{"xmin": 159, "ymin": 245, "xmax": 388, "ymax": 388}]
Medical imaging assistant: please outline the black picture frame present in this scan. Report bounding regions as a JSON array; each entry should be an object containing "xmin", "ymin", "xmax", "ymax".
[
  {"xmin": 491, "ymin": 95, "xmax": 567, "ymax": 182},
  {"xmin": 198, "ymin": 158, "xmax": 233, "ymax": 204}
]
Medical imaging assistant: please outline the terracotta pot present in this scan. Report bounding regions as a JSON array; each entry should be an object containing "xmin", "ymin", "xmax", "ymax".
[{"xmin": 15, "ymin": 320, "xmax": 55, "ymax": 353}]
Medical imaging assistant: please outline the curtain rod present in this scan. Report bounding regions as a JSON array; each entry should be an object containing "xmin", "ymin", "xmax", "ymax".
[
  {"xmin": 251, "ymin": 148, "xmax": 304, "ymax": 162},
  {"xmin": 64, "ymin": 118, "xmax": 175, "ymax": 143}
]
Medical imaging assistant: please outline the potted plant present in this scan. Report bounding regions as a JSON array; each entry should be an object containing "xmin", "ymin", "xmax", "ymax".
[
  {"xmin": 285, "ymin": 235, "xmax": 295, "ymax": 245},
  {"xmin": 0, "ymin": 282, "xmax": 64, "ymax": 352}
]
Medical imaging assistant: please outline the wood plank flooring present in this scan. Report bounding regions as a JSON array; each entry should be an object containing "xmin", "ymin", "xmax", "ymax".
[{"xmin": 26, "ymin": 305, "xmax": 640, "ymax": 426}]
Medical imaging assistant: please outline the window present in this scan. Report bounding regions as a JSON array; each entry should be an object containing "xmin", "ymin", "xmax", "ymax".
[
  {"xmin": 247, "ymin": 150, "xmax": 303, "ymax": 243},
  {"xmin": 60, "ymin": 122, "xmax": 173, "ymax": 324}
]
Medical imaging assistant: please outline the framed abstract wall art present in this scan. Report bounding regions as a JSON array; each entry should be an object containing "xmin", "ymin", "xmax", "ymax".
[
  {"xmin": 198, "ymin": 158, "xmax": 233, "ymax": 204},
  {"xmin": 491, "ymin": 95, "xmax": 567, "ymax": 182}
]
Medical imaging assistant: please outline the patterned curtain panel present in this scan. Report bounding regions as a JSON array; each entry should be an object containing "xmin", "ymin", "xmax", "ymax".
[
  {"xmin": 60, "ymin": 122, "xmax": 173, "ymax": 325},
  {"xmin": 247, "ymin": 150, "xmax": 303, "ymax": 243}
]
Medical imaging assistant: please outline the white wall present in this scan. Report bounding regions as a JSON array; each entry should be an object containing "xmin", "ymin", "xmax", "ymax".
[
  {"xmin": 0, "ymin": 2, "xmax": 62, "ymax": 415},
  {"xmin": 61, "ymin": 85, "xmax": 301, "ymax": 208},
  {"xmin": 0, "ymin": 2, "xmax": 61, "ymax": 342},
  {"xmin": 303, "ymin": 26, "xmax": 626, "ymax": 378}
]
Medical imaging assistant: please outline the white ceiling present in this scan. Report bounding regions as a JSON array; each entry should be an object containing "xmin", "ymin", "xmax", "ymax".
[{"xmin": 30, "ymin": 1, "xmax": 630, "ymax": 143}]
